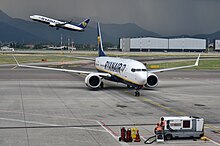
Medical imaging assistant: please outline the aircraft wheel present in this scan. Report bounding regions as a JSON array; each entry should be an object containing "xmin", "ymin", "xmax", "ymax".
[
  {"xmin": 135, "ymin": 92, "xmax": 137, "ymax": 96},
  {"xmin": 135, "ymin": 91, "xmax": 140, "ymax": 96}
]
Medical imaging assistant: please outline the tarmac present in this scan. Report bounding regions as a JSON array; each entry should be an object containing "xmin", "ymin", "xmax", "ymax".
[{"xmin": 0, "ymin": 64, "xmax": 219, "ymax": 146}]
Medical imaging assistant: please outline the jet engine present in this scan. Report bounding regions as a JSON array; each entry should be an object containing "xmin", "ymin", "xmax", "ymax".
[
  {"xmin": 145, "ymin": 73, "xmax": 158, "ymax": 88},
  {"xmin": 49, "ymin": 22, "xmax": 56, "ymax": 27},
  {"xmin": 85, "ymin": 73, "xmax": 102, "ymax": 89}
]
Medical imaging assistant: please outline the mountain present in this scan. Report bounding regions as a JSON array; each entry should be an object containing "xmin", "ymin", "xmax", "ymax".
[
  {"xmin": 0, "ymin": 22, "xmax": 43, "ymax": 42},
  {"xmin": 101, "ymin": 23, "xmax": 161, "ymax": 43},
  {"xmin": 102, "ymin": 23, "xmax": 160, "ymax": 38},
  {"xmin": 168, "ymin": 32, "xmax": 220, "ymax": 44},
  {"xmin": 0, "ymin": 10, "xmax": 160, "ymax": 44},
  {"xmin": 194, "ymin": 31, "xmax": 220, "ymax": 41}
]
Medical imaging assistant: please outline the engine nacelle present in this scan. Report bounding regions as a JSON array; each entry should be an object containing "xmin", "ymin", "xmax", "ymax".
[
  {"xmin": 85, "ymin": 73, "xmax": 102, "ymax": 89},
  {"xmin": 49, "ymin": 22, "xmax": 56, "ymax": 27},
  {"xmin": 145, "ymin": 73, "xmax": 159, "ymax": 88}
]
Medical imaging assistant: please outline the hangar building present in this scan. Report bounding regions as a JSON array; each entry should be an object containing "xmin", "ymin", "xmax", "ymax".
[
  {"xmin": 214, "ymin": 40, "xmax": 220, "ymax": 51},
  {"xmin": 169, "ymin": 38, "xmax": 206, "ymax": 52},
  {"xmin": 120, "ymin": 37, "xmax": 206, "ymax": 52},
  {"xmin": 120, "ymin": 37, "xmax": 168, "ymax": 52}
]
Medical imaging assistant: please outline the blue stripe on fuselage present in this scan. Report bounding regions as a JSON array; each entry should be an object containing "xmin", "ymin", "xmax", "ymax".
[{"xmin": 96, "ymin": 67, "xmax": 144, "ymax": 89}]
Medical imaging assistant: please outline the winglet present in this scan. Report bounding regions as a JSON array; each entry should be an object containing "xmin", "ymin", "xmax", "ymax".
[
  {"xmin": 195, "ymin": 54, "xmax": 201, "ymax": 66},
  {"xmin": 12, "ymin": 54, "xmax": 20, "ymax": 66}
]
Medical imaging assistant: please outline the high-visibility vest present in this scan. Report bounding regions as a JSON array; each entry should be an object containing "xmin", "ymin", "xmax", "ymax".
[
  {"xmin": 161, "ymin": 121, "xmax": 165, "ymax": 127},
  {"xmin": 156, "ymin": 126, "xmax": 162, "ymax": 131}
]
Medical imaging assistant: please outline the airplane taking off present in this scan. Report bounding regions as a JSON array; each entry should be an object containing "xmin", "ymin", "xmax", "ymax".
[
  {"xmin": 13, "ymin": 22, "xmax": 200, "ymax": 96},
  {"xmin": 30, "ymin": 15, "xmax": 90, "ymax": 31}
]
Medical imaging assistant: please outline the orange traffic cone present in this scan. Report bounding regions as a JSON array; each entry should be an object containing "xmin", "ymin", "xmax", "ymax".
[{"xmin": 134, "ymin": 130, "xmax": 141, "ymax": 142}]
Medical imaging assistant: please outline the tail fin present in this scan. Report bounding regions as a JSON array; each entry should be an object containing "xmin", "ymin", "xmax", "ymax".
[
  {"xmin": 77, "ymin": 18, "xmax": 90, "ymax": 29},
  {"xmin": 97, "ymin": 22, "xmax": 106, "ymax": 57}
]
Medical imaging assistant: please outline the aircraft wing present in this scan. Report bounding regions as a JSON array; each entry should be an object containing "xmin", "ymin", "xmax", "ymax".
[
  {"xmin": 12, "ymin": 55, "xmax": 111, "ymax": 77},
  {"xmin": 149, "ymin": 54, "xmax": 200, "ymax": 73},
  {"xmin": 56, "ymin": 21, "xmax": 69, "ymax": 27}
]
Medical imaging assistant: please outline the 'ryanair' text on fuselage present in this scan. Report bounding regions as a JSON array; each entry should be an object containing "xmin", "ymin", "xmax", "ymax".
[{"xmin": 104, "ymin": 61, "xmax": 126, "ymax": 73}]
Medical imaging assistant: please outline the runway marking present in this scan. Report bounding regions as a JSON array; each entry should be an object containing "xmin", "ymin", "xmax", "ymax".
[
  {"xmin": 97, "ymin": 120, "xmax": 129, "ymax": 146},
  {"xmin": 140, "ymin": 135, "xmax": 147, "ymax": 141},
  {"xmin": 204, "ymin": 136, "xmax": 220, "ymax": 146},
  {"xmin": 125, "ymin": 91, "xmax": 185, "ymax": 115},
  {"xmin": 205, "ymin": 124, "xmax": 220, "ymax": 134},
  {"xmin": 140, "ymin": 97, "xmax": 185, "ymax": 116},
  {"xmin": 0, "ymin": 109, "xmax": 97, "ymax": 122},
  {"xmin": 11, "ymin": 66, "xmax": 17, "ymax": 70},
  {"xmin": 0, "ymin": 117, "xmax": 106, "ymax": 133},
  {"xmin": 97, "ymin": 121, "xmax": 118, "ymax": 137}
]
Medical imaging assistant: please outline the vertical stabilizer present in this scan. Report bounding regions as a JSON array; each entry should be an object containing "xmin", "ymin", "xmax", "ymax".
[
  {"xmin": 77, "ymin": 19, "xmax": 90, "ymax": 29},
  {"xmin": 97, "ymin": 22, "xmax": 106, "ymax": 57}
]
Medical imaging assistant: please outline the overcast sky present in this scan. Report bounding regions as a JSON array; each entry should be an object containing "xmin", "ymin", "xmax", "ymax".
[{"xmin": 1, "ymin": 0, "xmax": 220, "ymax": 36}]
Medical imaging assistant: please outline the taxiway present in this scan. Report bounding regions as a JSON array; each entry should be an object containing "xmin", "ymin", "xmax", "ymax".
[{"xmin": 0, "ymin": 65, "xmax": 219, "ymax": 146}]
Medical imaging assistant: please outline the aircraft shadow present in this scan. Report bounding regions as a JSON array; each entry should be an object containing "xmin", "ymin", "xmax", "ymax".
[
  {"xmin": 156, "ymin": 83, "xmax": 200, "ymax": 89},
  {"xmin": 10, "ymin": 84, "xmax": 88, "ymax": 90}
]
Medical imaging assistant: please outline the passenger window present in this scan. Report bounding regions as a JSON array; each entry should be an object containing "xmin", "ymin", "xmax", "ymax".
[
  {"xmin": 131, "ymin": 68, "xmax": 135, "ymax": 72},
  {"xmin": 183, "ymin": 120, "xmax": 190, "ymax": 128}
]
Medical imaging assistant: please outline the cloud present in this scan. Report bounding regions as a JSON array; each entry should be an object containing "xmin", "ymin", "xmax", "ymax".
[{"xmin": 1, "ymin": 0, "xmax": 220, "ymax": 36}]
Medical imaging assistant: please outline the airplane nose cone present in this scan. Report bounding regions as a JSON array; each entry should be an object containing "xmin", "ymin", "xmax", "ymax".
[
  {"xmin": 30, "ymin": 15, "xmax": 35, "ymax": 20},
  {"xmin": 138, "ymin": 73, "xmax": 147, "ymax": 85}
]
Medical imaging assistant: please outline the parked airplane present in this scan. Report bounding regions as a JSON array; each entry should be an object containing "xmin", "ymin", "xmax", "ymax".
[
  {"xmin": 30, "ymin": 15, "xmax": 90, "ymax": 31},
  {"xmin": 13, "ymin": 23, "xmax": 200, "ymax": 96}
]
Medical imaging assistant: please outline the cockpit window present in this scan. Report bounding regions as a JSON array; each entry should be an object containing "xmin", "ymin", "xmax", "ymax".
[{"xmin": 131, "ymin": 68, "xmax": 147, "ymax": 72}]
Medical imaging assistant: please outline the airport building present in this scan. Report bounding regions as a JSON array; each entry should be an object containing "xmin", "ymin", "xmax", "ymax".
[
  {"xmin": 120, "ymin": 37, "xmax": 206, "ymax": 52},
  {"xmin": 120, "ymin": 37, "xmax": 168, "ymax": 52},
  {"xmin": 169, "ymin": 38, "xmax": 206, "ymax": 52},
  {"xmin": 1, "ymin": 46, "xmax": 14, "ymax": 51},
  {"xmin": 214, "ymin": 40, "xmax": 220, "ymax": 51}
]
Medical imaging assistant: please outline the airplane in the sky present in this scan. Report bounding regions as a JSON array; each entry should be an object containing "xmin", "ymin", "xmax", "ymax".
[
  {"xmin": 30, "ymin": 15, "xmax": 90, "ymax": 31},
  {"xmin": 13, "ymin": 22, "xmax": 200, "ymax": 96}
]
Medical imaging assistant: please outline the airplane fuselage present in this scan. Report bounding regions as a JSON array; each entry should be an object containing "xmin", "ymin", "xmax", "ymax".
[
  {"xmin": 30, "ymin": 15, "xmax": 84, "ymax": 31},
  {"xmin": 95, "ymin": 57, "xmax": 148, "ymax": 88}
]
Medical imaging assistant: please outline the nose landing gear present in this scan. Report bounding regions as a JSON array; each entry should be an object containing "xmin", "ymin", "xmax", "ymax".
[{"xmin": 135, "ymin": 89, "xmax": 140, "ymax": 96}]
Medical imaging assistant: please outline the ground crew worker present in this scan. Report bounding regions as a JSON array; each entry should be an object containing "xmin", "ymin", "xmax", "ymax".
[
  {"xmin": 154, "ymin": 123, "xmax": 163, "ymax": 134},
  {"xmin": 160, "ymin": 117, "xmax": 165, "ymax": 130}
]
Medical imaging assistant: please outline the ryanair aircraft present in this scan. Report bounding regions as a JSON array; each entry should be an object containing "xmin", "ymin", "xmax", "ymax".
[
  {"xmin": 13, "ymin": 23, "xmax": 200, "ymax": 96},
  {"xmin": 30, "ymin": 15, "xmax": 90, "ymax": 31}
]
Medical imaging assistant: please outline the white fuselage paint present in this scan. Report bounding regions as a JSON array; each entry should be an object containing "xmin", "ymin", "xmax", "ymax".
[
  {"xmin": 30, "ymin": 15, "xmax": 83, "ymax": 31},
  {"xmin": 95, "ymin": 57, "xmax": 148, "ymax": 87}
]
